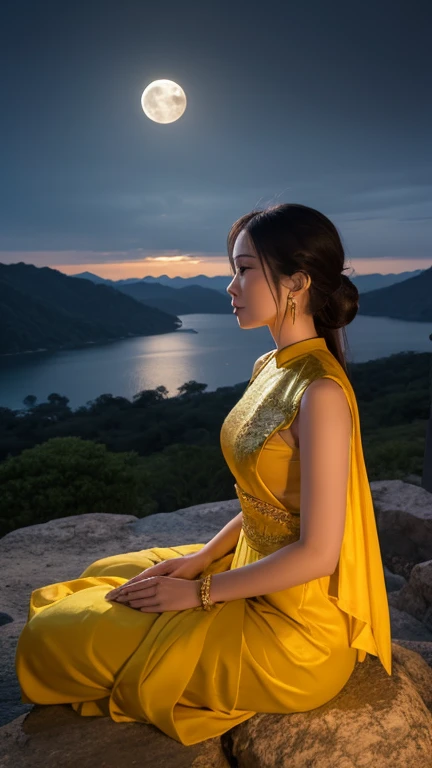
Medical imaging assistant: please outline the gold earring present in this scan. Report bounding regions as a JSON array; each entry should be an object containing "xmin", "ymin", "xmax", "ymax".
[{"xmin": 286, "ymin": 291, "xmax": 296, "ymax": 325}]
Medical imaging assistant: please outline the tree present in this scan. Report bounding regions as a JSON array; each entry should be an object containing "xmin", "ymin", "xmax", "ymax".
[
  {"xmin": 177, "ymin": 381, "xmax": 208, "ymax": 397},
  {"xmin": 47, "ymin": 393, "xmax": 70, "ymax": 408},
  {"xmin": 23, "ymin": 395, "xmax": 37, "ymax": 409},
  {"xmin": 0, "ymin": 436, "xmax": 148, "ymax": 537},
  {"xmin": 0, "ymin": 407, "xmax": 17, "ymax": 428},
  {"xmin": 132, "ymin": 385, "xmax": 169, "ymax": 407}
]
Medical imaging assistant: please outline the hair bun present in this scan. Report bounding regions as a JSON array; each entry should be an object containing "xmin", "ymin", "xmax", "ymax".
[{"xmin": 314, "ymin": 273, "xmax": 359, "ymax": 329}]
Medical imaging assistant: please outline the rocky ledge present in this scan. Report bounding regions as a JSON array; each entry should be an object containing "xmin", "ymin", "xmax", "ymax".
[{"xmin": 1, "ymin": 478, "xmax": 432, "ymax": 766}]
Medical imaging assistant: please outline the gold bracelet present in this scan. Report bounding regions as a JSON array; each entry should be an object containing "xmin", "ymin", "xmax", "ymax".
[{"xmin": 199, "ymin": 574, "xmax": 216, "ymax": 610}]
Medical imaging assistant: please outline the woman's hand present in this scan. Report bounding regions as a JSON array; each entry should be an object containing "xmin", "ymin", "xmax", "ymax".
[
  {"xmin": 107, "ymin": 574, "xmax": 204, "ymax": 613},
  {"xmin": 105, "ymin": 550, "xmax": 212, "ymax": 606}
]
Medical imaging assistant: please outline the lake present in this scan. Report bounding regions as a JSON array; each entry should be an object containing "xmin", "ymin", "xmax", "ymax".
[{"xmin": 0, "ymin": 314, "xmax": 431, "ymax": 412}]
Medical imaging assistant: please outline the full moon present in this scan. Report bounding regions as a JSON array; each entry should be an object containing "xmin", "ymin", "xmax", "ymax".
[{"xmin": 141, "ymin": 79, "xmax": 187, "ymax": 124}]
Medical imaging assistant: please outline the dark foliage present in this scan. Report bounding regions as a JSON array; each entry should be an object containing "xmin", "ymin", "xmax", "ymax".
[{"xmin": 0, "ymin": 350, "xmax": 429, "ymax": 535}]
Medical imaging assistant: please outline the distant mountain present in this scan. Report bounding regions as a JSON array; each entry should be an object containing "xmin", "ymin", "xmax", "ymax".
[
  {"xmin": 142, "ymin": 270, "xmax": 425, "ymax": 294},
  {"xmin": 351, "ymin": 270, "xmax": 424, "ymax": 293},
  {"xmin": 71, "ymin": 268, "xmax": 425, "ymax": 295},
  {"xmin": 70, "ymin": 266, "xmax": 430, "ymax": 321},
  {"xmin": 116, "ymin": 281, "xmax": 231, "ymax": 314},
  {"xmin": 358, "ymin": 265, "xmax": 432, "ymax": 321},
  {"xmin": 126, "ymin": 266, "xmax": 431, "ymax": 322},
  {"xmin": 71, "ymin": 270, "xmax": 111, "ymax": 285},
  {"xmin": 0, "ymin": 263, "xmax": 182, "ymax": 356},
  {"xmin": 72, "ymin": 272, "xmax": 231, "ymax": 314},
  {"xmin": 72, "ymin": 271, "xmax": 143, "ymax": 286}
]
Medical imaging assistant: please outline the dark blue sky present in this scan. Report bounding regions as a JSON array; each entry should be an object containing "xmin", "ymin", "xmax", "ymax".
[{"xmin": 1, "ymin": 0, "xmax": 431, "ymax": 279}]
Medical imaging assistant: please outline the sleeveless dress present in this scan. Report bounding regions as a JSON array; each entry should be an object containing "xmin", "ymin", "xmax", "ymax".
[{"xmin": 14, "ymin": 336, "xmax": 392, "ymax": 746}]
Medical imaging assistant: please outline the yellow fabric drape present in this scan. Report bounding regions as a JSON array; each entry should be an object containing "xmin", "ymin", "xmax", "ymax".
[{"xmin": 221, "ymin": 336, "xmax": 392, "ymax": 676}]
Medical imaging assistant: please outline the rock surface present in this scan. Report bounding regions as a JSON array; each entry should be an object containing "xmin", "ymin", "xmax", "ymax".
[
  {"xmin": 372, "ymin": 478, "xmax": 432, "ymax": 577},
  {"xmin": 1, "ymin": 479, "xmax": 432, "ymax": 765},
  {"xmin": 1, "ymin": 645, "xmax": 432, "ymax": 767}
]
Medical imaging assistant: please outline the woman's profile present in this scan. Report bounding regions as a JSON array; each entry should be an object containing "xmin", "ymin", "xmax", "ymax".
[{"xmin": 15, "ymin": 203, "xmax": 392, "ymax": 746}]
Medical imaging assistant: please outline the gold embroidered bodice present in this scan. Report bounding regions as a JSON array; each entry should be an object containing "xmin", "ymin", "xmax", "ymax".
[{"xmin": 220, "ymin": 337, "xmax": 337, "ymax": 558}]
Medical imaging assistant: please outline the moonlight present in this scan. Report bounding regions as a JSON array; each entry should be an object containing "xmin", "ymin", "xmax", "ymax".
[{"xmin": 141, "ymin": 80, "xmax": 187, "ymax": 124}]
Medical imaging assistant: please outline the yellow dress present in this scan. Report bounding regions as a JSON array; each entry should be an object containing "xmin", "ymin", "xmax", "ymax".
[{"xmin": 15, "ymin": 336, "xmax": 392, "ymax": 746}]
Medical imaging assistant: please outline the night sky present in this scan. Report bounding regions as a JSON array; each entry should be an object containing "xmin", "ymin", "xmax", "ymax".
[{"xmin": 2, "ymin": 0, "xmax": 431, "ymax": 279}]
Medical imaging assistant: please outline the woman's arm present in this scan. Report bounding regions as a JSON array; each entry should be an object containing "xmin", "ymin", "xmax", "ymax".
[
  {"xmin": 209, "ymin": 539, "xmax": 332, "ymax": 601},
  {"xmin": 198, "ymin": 511, "xmax": 243, "ymax": 565},
  {"xmin": 209, "ymin": 377, "xmax": 352, "ymax": 602}
]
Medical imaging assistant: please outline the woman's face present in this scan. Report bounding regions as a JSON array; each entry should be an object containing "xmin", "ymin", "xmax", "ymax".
[{"xmin": 226, "ymin": 229, "xmax": 285, "ymax": 329}]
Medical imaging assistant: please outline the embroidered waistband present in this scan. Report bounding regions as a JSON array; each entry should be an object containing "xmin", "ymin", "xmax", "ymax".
[{"xmin": 234, "ymin": 482, "xmax": 301, "ymax": 555}]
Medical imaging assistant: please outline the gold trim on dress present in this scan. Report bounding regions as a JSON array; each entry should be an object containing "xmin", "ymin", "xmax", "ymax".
[{"xmin": 234, "ymin": 483, "xmax": 301, "ymax": 556}]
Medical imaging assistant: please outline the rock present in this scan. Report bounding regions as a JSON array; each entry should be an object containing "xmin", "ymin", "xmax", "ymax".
[
  {"xmin": 225, "ymin": 645, "xmax": 432, "ymax": 767},
  {"xmin": 388, "ymin": 560, "xmax": 432, "ymax": 630},
  {"xmin": 384, "ymin": 565, "xmax": 407, "ymax": 592},
  {"xmin": 392, "ymin": 639, "xmax": 432, "ymax": 669},
  {"xmin": 387, "ymin": 603, "xmax": 432, "ymax": 643},
  {"xmin": 1, "ymin": 645, "xmax": 432, "ymax": 768},
  {"xmin": 129, "ymin": 498, "xmax": 240, "ymax": 542},
  {"xmin": 400, "ymin": 474, "xmax": 423, "ymax": 487},
  {"xmin": 0, "ymin": 707, "xmax": 229, "ymax": 768},
  {"xmin": 371, "ymin": 479, "xmax": 432, "ymax": 577}
]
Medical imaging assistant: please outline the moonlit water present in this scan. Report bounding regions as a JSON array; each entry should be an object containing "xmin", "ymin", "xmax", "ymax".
[{"xmin": 0, "ymin": 314, "xmax": 430, "ymax": 411}]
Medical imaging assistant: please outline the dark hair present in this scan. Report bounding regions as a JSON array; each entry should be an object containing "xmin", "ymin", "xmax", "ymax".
[{"xmin": 227, "ymin": 203, "xmax": 359, "ymax": 377}]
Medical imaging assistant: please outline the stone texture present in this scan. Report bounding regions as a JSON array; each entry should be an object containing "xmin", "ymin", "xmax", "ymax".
[
  {"xmin": 371, "ymin": 479, "xmax": 432, "ymax": 577},
  {"xmin": 388, "ymin": 560, "xmax": 432, "ymax": 631},
  {"xmin": 225, "ymin": 645, "xmax": 432, "ymax": 768},
  {"xmin": 1, "ymin": 646, "xmax": 432, "ymax": 768},
  {"xmin": 0, "ymin": 706, "xmax": 230, "ymax": 768}
]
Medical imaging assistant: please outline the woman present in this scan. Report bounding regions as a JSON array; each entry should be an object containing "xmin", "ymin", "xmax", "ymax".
[{"xmin": 15, "ymin": 203, "xmax": 392, "ymax": 746}]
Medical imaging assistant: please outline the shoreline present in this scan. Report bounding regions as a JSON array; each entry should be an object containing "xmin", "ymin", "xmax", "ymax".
[{"xmin": 0, "ymin": 327, "xmax": 198, "ymax": 359}]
